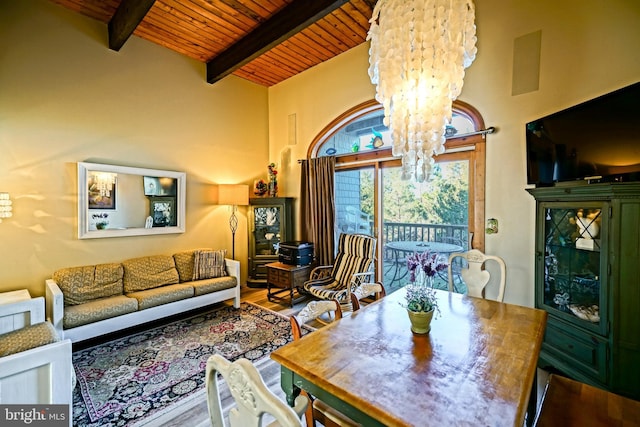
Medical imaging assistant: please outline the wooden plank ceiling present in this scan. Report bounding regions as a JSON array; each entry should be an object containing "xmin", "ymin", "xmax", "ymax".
[{"xmin": 49, "ymin": 0, "xmax": 376, "ymax": 87}]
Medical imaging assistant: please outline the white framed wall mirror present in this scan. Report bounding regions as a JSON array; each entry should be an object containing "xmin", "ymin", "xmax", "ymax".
[{"xmin": 78, "ymin": 162, "xmax": 186, "ymax": 239}]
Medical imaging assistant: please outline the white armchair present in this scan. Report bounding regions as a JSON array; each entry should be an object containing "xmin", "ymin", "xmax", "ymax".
[{"xmin": 0, "ymin": 295, "xmax": 74, "ymax": 410}]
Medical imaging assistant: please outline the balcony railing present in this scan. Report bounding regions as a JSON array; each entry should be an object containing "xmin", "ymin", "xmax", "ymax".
[
  {"xmin": 379, "ymin": 222, "xmax": 469, "ymax": 293},
  {"xmin": 382, "ymin": 222, "xmax": 468, "ymax": 261}
]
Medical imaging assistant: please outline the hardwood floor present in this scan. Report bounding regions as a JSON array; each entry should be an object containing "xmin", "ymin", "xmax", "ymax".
[
  {"xmin": 241, "ymin": 283, "xmax": 352, "ymax": 332},
  {"xmin": 241, "ymin": 283, "xmax": 311, "ymax": 316}
]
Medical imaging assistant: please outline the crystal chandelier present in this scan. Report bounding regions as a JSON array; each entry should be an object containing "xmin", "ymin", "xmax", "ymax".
[{"xmin": 368, "ymin": 0, "xmax": 477, "ymax": 182}]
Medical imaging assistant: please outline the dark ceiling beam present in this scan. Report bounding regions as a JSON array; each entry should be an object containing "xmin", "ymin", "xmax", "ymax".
[
  {"xmin": 108, "ymin": 0, "xmax": 157, "ymax": 51},
  {"xmin": 206, "ymin": 0, "xmax": 350, "ymax": 84}
]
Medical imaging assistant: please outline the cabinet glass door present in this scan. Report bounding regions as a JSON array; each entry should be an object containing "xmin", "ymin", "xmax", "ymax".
[
  {"xmin": 254, "ymin": 205, "xmax": 282, "ymax": 257},
  {"xmin": 541, "ymin": 204, "xmax": 606, "ymax": 331}
]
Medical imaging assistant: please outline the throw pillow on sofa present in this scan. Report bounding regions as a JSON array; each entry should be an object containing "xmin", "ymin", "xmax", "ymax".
[
  {"xmin": 173, "ymin": 248, "xmax": 210, "ymax": 282},
  {"xmin": 192, "ymin": 249, "xmax": 227, "ymax": 280}
]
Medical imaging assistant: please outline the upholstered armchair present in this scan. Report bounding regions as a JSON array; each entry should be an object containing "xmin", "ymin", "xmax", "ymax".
[
  {"xmin": 302, "ymin": 233, "xmax": 376, "ymax": 310},
  {"xmin": 0, "ymin": 296, "xmax": 74, "ymax": 408}
]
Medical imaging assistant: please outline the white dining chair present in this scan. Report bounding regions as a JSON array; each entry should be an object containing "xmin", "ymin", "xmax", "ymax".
[
  {"xmin": 447, "ymin": 249, "xmax": 506, "ymax": 302},
  {"xmin": 205, "ymin": 354, "xmax": 308, "ymax": 427},
  {"xmin": 350, "ymin": 282, "xmax": 386, "ymax": 311}
]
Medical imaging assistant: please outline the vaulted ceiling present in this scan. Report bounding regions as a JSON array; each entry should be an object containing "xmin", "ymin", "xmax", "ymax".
[{"xmin": 49, "ymin": 0, "xmax": 376, "ymax": 87}]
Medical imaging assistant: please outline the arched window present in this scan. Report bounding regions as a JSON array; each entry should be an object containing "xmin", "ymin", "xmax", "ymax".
[{"xmin": 307, "ymin": 99, "xmax": 488, "ymax": 292}]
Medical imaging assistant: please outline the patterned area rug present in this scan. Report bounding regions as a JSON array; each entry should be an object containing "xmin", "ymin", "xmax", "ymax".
[{"xmin": 72, "ymin": 302, "xmax": 295, "ymax": 426}]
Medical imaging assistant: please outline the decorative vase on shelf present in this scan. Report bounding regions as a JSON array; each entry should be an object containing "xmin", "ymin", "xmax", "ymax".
[{"xmin": 268, "ymin": 179, "xmax": 278, "ymax": 197}]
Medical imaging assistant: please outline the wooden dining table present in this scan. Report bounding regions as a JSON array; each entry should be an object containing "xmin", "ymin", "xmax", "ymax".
[{"xmin": 270, "ymin": 288, "xmax": 547, "ymax": 427}]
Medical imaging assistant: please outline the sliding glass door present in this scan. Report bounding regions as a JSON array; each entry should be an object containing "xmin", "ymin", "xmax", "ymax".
[
  {"xmin": 312, "ymin": 99, "xmax": 487, "ymax": 288},
  {"xmin": 381, "ymin": 159, "xmax": 469, "ymax": 292}
]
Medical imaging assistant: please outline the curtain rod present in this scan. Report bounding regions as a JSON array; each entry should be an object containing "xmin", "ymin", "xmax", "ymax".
[
  {"xmin": 457, "ymin": 126, "xmax": 496, "ymax": 139},
  {"xmin": 298, "ymin": 126, "xmax": 496, "ymax": 163}
]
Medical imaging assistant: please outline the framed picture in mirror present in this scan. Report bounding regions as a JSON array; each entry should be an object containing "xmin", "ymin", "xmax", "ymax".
[
  {"xmin": 88, "ymin": 172, "xmax": 117, "ymax": 210},
  {"xmin": 144, "ymin": 176, "xmax": 177, "ymax": 196},
  {"xmin": 149, "ymin": 196, "xmax": 176, "ymax": 227}
]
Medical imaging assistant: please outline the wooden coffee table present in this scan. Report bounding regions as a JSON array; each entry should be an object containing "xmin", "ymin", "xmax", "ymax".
[{"xmin": 266, "ymin": 262, "xmax": 311, "ymax": 307}]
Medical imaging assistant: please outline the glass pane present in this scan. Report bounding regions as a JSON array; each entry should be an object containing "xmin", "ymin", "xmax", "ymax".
[
  {"xmin": 381, "ymin": 161, "xmax": 469, "ymax": 294},
  {"xmin": 318, "ymin": 110, "xmax": 476, "ymax": 157},
  {"xmin": 543, "ymin": 206, "xmax": 602, "ymax": 326},
  {"xmin": 254, "ymin": 206, "xmax": 281, "ymax": 256},
  {"xmin": 334, "ymin": 167, "xmax": 376, "ymax": 278},
  {"xmin": 335, "ymin": 168, "xmax": 374, "ymax": 243}
]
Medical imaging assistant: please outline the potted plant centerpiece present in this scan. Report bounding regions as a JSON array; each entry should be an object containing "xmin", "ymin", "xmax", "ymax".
[{"xmin": 403, "ymin": 251, "xmax": 448, "ymax": 334}]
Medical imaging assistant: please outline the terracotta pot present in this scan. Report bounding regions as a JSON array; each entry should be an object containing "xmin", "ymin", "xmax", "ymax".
[{"xmin": 407, "ymin": 309, "xmax": 434, "ymax": 334}]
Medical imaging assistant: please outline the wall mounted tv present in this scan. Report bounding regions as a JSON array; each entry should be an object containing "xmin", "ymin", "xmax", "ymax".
[{"xmin": 526, "ymin": 82, "xmax": 640, "ymax": 187}]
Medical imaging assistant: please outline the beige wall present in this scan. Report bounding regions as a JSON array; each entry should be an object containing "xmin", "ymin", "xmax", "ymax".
[
  {"xmin": 2, "ymin": 0, "xmax": 639, "ymax": 306},
  {"xmin": 0, "ymin": 0, "xmax": 269, "ymax": 296},
  {"xmin": 267, "ymin": 0, "xmax": 640, "ymax": 307}
]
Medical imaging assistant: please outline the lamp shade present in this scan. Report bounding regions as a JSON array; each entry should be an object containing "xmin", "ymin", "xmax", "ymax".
[{"xmin": 215, "ymin": 184, "xmax": 249, "ymax": 206}]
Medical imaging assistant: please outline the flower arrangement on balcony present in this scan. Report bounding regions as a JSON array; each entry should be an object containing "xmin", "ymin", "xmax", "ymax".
[{"xmin": 407, "ymin": 251, "xmax": 448, "ymax": 285}]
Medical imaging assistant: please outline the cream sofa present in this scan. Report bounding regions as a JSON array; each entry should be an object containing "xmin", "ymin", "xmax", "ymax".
[{"xmin": 45, "ymin": 249, "xmax": 240, "ymax": 343}]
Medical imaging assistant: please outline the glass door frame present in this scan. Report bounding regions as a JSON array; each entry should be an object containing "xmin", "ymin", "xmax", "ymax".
[{"xmin": 308, "ymin": 99, "xmax": 487, "ymax": 283}]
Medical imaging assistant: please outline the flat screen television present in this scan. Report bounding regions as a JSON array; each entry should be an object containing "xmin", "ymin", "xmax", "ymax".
[{"xmin": 526, "ymin": 82, "xmax": 640, "ymax": 186}]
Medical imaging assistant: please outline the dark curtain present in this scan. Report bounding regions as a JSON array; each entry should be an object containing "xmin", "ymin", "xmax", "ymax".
[{"xmin": 300, "ymin": 157, "xmax": 336, "ymax": 266}]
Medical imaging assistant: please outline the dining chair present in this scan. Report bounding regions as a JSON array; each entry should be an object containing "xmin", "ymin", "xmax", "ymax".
[
  {"xmin": 290, "ymin": 300, "xmax": 360, "ymax": 427},
  {"xmin": 302, "ymin": 233, "xmax": 376, "ymax": 312},
  {"xmin": 350, "ymin": 282, "xmax": 386, "ymax": 311},
  {"xmin": 205, "ymin": 354, "xmax": 308, "ymax": 427},
  {"xmin": 447, "ymin": 249, "xmax": 506, "ymax": 302}
]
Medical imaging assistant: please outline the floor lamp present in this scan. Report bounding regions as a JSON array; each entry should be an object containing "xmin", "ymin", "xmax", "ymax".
[{"xmin": 216, "ymin": 184, "xmax": 249, "ymax": 260}]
